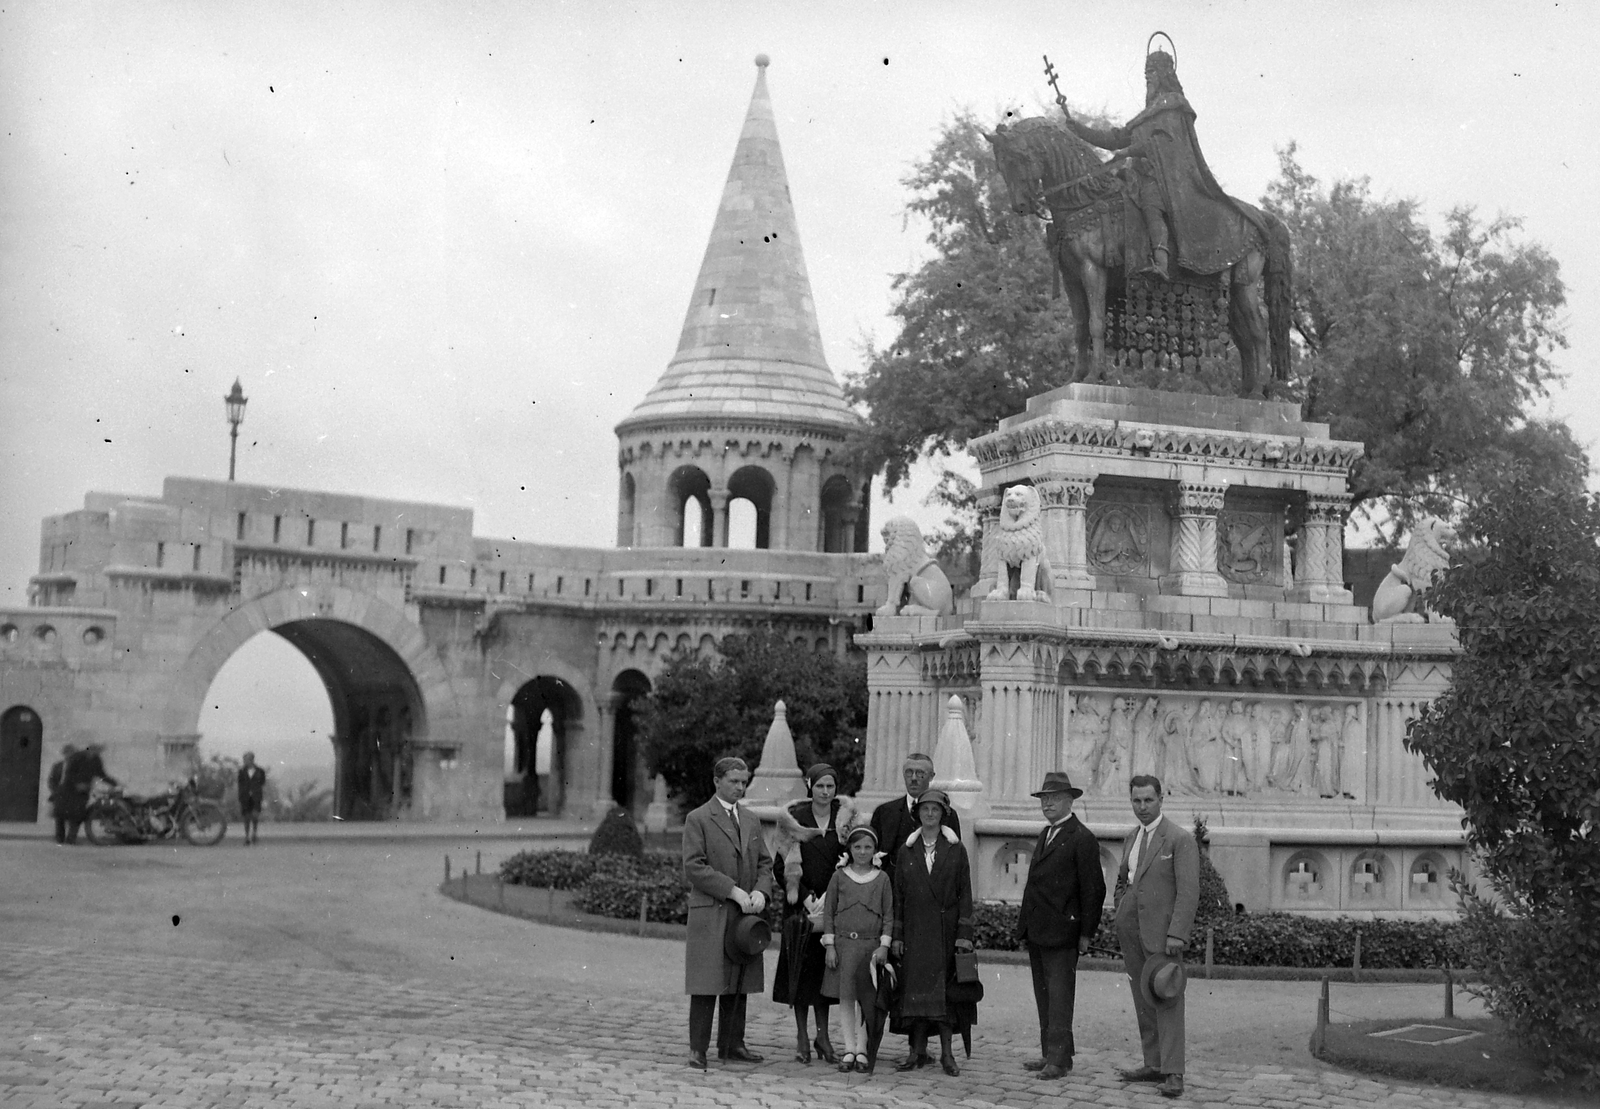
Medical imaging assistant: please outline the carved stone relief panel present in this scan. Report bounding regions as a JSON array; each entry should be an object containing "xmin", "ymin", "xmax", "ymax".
[
  {"xmin": 1087, "ymin": 502, "xmax": 1150, "ymax": 577},
  {"xmin": 1064, "ymin": 688, "xmax": 1365, "ymax": 801},
  {"xmin": 1216, "ymin": 509, "xmax": 1279, "ymax": 585}
]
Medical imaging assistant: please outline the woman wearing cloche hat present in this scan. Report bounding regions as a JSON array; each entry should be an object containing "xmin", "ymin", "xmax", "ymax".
[{"xmin": 889, "ymin": 789, "xmax": 977, "ymax": 1076}]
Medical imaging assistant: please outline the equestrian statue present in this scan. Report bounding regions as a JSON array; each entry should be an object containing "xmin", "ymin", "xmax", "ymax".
[{"xmin": 986, "ymin": 35, "xmax": 1292, "ymax": 398}]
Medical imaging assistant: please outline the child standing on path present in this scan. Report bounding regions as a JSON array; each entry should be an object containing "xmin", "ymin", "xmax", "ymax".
[{"xmin": 821, "ymin": 825, "xmax": 893, "ymax": 1073}]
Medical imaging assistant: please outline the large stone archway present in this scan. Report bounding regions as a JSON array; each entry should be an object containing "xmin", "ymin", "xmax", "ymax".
[{"xmin": 164, "ymin": 586, "xmax": 463, "ymax": 820}]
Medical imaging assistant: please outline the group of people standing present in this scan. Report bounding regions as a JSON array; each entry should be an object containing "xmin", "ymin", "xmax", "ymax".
[
  {"xmin": 46, "ymin": 743, "xmax": 116, "ymax": 844},
  {"xmin": 680, "ymin": 754, "xmax": 1199, "ymax": 1099}
]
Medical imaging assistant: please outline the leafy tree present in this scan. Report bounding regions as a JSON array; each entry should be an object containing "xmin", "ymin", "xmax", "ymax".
[
  {"xmin": 268, "ymin": 780, "xmax": 333, "ymax": 823},
  {"xmin": 1264, "ymin": 146, "xmax": 1583, "ymax": 533},
  {"xmin": 847, "ymin": 116, "xmax": 1585, "ymax": 547},
  {"xmin": 1404, "ymin": 472, "xmax": 1600, "ymax": 1084},
  {"xmin": 635, "ymin": 629, "xmax": 868, "ymax": 810}
]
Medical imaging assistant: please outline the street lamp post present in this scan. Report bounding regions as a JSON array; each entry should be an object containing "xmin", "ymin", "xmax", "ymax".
[{"xmin": 224, "ymin": 378, "xmax": 248, "ymax": 481}]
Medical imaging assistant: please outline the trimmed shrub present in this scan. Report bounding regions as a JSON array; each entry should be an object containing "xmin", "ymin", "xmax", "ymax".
[
  {"xmin": 588, "ymin": 807, "xmax": 644, "ymax": 858},
  {"xmin": 499, "ymin": 849, "xmax": 599, "ymax": 889},
  {"xmin": 572, "ymin": 855, "xmax": 690, "ymax": 924},
  {"xmin": 1192, "ymin": 816, "xmax": 1234, "ymax": 926}
]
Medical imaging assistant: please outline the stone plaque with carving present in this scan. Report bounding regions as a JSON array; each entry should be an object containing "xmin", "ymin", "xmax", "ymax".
[
  {"xmin": 1217, "ymin": 510, "xmax": 1277, "ymax": 584},
  {"xmin": 1087, "ymin": 503, "xmax": 1149, "ymax": 577}
]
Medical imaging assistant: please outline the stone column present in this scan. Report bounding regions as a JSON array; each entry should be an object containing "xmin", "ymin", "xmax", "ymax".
[
  {"xmin": 1291, "ymin": 494, "xmax": 1354, "ymax": 603},
  {"xmin": 770, "ymin": 450, "xmax": 792, "ymax": 550},
  {"xmin": 1039, "ymin": 477, "xmax": 1096, "ymax": 593},
  {"xmin": 1160, "ymin": 482, "xmax": 1228, "ymax": 597},
  {"xmin": 839, "ymin": 501, "xmax": 861, "ymax": 554},
  {"xmin": 709, "ymin": 488, "xmax": 730, "ymax": 548},
  {"xmin": 591, "ymin": 693, "xmax": 622, "ymax": 817},
  {"xmin": 969, "ymin": 489, "xmax": 1004, "ymax": 600},
  {"xmin": 974, "ymin": 638, "xmax": 1062, "ymax": 807}
]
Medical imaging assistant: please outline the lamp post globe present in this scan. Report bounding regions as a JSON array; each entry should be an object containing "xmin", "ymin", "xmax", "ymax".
[{"xmin": 224, "ymin": 378, "xmax": 248, "ymax": 481}]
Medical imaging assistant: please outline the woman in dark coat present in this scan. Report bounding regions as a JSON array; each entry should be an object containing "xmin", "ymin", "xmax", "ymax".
[
  {"xmin": 771, "ymin": 763, "xmax": 862, "ymax": 1064},
  {"xmin": 891, "ymin": 789, "xmax": 976, "ymax": 1077}
]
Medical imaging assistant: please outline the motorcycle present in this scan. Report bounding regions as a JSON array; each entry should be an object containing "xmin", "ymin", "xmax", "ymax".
[{"xmin": 84, "ymin": 776, "xmax": 228, "ymax": 846}]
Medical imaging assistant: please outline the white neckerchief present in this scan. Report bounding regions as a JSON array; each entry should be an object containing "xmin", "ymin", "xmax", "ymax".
[
  {"xmin": 1128, "ymin": 815, "xmax": 1162, "ymax": 877},
  {"xmin": 921, "ymin": 834, "xmax": 939, "ymax": 872}
]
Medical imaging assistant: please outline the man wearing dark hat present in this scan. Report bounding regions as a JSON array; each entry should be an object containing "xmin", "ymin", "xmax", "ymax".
[
  {"xmin": 1016, "ymin": 771, "xmax": 1105, "ymax": 1080},
  {"xmin": 870, "ymin": 752, "xmax": 960, "ymax": 884},
  {"xmin": 682, "ymin": 755, "xmax": 773, "ymax": 1070},
  {"xmin": 59, "ymin": 742, "xmax": 116, "ymax": 845},
  {"xmin": 1114, "ymin": 775, "xmax": 1199, "ymax": 1099}
]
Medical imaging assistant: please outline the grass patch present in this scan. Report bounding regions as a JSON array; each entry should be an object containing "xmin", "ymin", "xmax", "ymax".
[{"xmin": 1316, "ymin": 1016, "xmax": 1593, "ymax": 1101}]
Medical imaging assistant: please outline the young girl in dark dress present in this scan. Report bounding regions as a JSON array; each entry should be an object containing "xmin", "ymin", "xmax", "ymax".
[
  {"xmin": 772, "ymin": 763, "xmax": 863, "ymax": 1064},
  {"xmin": 822, "ymin": 825, "xmax": 892, "ymax": 1072}
]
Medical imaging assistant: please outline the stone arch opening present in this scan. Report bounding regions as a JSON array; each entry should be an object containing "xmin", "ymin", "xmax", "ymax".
[
  {"xmin": 821, "ymin": 474, "xmax": 856, "ymax": 553},
  {"xmin": 610, "ymin": 669, "xmax": 652, "ymax": 811},
  {"xmin": 617, "ymin": 472, "xmax": 637, "ymax": 547},
  {"xmin": 506, "ymin": 676, "xmax": 583, "ymax": 817},
  {"xmin": 726, "ymin": 466, "xmax": 775, "ymax": 550},
  {"xmin": 269, "ymin": 619, "xmax": 425, "ymax": 821},
  {"xmin": 669, "ymin": 466, "xmax": 712, "ymax": 547},
  {"xmin": 0, "ymin": 705, "xmax": 43, "ymax": 821}
]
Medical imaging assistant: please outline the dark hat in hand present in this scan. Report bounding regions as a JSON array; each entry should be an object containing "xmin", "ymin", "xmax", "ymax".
[
  {"xmin": 1138, "ymin": 952, "xmax": 1187, "ymax": 1009},
  {"xmin": 1029, "ymin": 771, "xmax": 1084, "ymax": 799},
  {"xmin": 724, "ymin": 911, "xmax": 772, "ymax": 964}
]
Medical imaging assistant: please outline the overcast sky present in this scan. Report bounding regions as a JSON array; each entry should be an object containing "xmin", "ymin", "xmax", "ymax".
[{"xmin": 3, "ymin": 1, "xmax": 1595, "ymax": 771}]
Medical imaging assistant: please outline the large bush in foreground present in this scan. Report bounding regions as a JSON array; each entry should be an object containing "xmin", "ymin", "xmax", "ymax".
[{"xmin": 1405, "ymin": 475, "xmax": 1600, "ymax": 1086}]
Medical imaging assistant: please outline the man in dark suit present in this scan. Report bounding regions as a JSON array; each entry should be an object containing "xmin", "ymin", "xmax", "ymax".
[
  {"xmin": 59, "ymin": 743, "xmax": 116, "ymax": 844},
  {"xmin": 1115, "ymin": 774, "xmax": 1199, "ymax": 1099},
  {"xmin": 870, "ymin": 752, "xmax": 960, "ymax": 884},
  {"xmin": 1016, "ymin": 771, "xmax": 1106, "ymax": 1080},
  {"xmin": 682, "ymin": 756, "xmax": 773, "ymax": 1070},
  {"xmin": 237, "ymin": 752, "xmax": 267, "ymax": 845},
  {"xmin": 47, "ymin": 744, "xmax": 78, "ymax": 844}
]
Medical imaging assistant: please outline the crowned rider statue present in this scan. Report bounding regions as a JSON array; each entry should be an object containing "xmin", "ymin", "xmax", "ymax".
[{"xmin": 1057, "ymin": 35, "xmax": 1260, "ymax": 281}]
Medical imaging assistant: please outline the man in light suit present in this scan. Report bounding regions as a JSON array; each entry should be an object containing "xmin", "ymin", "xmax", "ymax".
[
  {"xmin": 1115, "ymin": 774, "xmax": 1199, "ymax": 1099},
  {"xmin": 682, "ymin": 756, "xmax": 773, "ymax": 1070},
  {"xmin": 1016, "ymin": 771, "xmax": 1106, "ymax": 1080}
]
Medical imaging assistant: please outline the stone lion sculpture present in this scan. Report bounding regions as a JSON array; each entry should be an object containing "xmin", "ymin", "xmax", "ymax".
[
  {"xmin": 1371, "ymin": 516, "xmax": 1457, "ymax": 623},
  {"xmin": 987, "ymin": 484, "xmax": 1053, "ymax": 601},
  {"xmin": 877, "ymin": 516, "xmax": 955, "ymax": 617}
]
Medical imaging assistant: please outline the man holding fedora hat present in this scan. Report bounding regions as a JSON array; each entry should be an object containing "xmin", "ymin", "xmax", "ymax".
[
  {"xmin": 1016, "ymin": 771, "xmax": 1105, "ymax": 1080},
  {"xmin": 683, "ymin": 756, "xmax": 774, "ymax": 1070},
  {"xmin": 1114, "ymin": 774, "xmax": 1199, "ymax": 1099}
]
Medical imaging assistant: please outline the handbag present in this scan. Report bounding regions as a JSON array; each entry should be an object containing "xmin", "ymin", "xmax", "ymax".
[{"xmin": 954, "ymin": 951, "xmax": 980, "ymax": 984}]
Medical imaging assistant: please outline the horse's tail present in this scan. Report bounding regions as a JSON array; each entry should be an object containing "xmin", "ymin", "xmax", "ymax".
[{"xmin": 1261, "ymin": 209, "xmax": 1293, "ymax": 386}]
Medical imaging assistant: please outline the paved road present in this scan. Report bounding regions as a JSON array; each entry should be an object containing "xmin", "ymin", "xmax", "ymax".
[{"xmin": 0, "ymin": 837, "xmax": 1559, "ymax": 1108}]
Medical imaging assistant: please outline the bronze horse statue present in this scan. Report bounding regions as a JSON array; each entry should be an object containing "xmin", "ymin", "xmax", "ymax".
[{"xmin": 987, "ymin": 117, "xmax": 1292, "ymax": 398}]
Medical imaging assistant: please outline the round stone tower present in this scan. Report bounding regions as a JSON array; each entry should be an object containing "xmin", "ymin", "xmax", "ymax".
[{"xmin": 615, "ymin": 56, "xmax": 868, "ymax": 553}]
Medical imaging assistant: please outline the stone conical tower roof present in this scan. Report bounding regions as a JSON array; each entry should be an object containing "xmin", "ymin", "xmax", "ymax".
[{"xmin": 618, "ymin": 56, "xmax": 858, "ymax": 435}]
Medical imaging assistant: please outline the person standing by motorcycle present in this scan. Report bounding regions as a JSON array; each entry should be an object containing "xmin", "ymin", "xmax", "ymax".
[
  {"xmin": 237, "ymin": 752, "xmax": 267, "ymax": 845},
  {"xmin": 60, "ymin": 742, "xmax": 116, "ymax": 844},
  {"xmin": 47, "ymin": 744, "xmax": 77, "ymax": 844}
]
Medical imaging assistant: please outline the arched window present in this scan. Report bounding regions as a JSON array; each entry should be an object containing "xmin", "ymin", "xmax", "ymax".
[
  {"xmin": 727, "ymin": 466, "xmax": 776, "ymax": 550},
  {"xmin": 617, "ymin": 472, "xmax": 636, "ymax": 548},
  {"xmin": 668, "ymin": 466, "xmax": 712, "ymax": 548}
]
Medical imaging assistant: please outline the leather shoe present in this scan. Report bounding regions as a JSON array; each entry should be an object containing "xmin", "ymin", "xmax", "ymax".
[
  {"xmin": 1038, "ymin": 1064, "xmax": 1067, "ymax": 1080},
  {"xmin": 687, "ymin": 1050, "xmax": 707, "ymax": 1070},
  {"xmin": 940, "ymin": 1053, "xmax": 960, "ymax": 1077},
  {"xmin": 1023, "ymin": 1059, "xmax": 1046, "ymax": 1072},
  {"xmin": 1120, "ymin": 1065, "xmax": 1163, "ymax": 1083},
  {"xmin": 894, "ymin": 1054, "xmax": 930, "ymax": 1072},
  {"xmin": 1158, "ymin": 1074, "xmax": 1184, "ymax": 1098},
  {"xmin": 721, "ymin": 1046, "xmax": 763, "ymax": 1063}
]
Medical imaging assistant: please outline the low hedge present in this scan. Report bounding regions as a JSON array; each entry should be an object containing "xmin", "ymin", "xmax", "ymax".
[
  {"xmin": 498, "ymin": 850, "xmax": 1469, "ymax": 969},
  {"xmin": 972, "ymin": 901, "xmax": 1468, "ymax": 968}
]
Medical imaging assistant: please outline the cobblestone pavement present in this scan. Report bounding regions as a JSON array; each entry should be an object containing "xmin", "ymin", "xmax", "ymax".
[{"xmin": 0, "ymin": 840, "xmax": 1567, "ymax": 1108}]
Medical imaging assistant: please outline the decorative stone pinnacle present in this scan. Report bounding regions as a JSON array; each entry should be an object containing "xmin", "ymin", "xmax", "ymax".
[{"xmin": 755, "ymin": 53, "xmax": 770, "ymax": 68}]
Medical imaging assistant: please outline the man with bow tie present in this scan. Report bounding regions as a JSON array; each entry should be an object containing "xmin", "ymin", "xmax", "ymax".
[
  {"xmin": 682, "ymin": 756, "xmax": 773, "ymax": 1070},
  {"xmin": 1015, "ymin": 771, "xmax": 1105, "ymax": 1080}
]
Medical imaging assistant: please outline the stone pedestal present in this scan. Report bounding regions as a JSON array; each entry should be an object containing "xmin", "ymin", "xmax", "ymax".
[{"xmin": 861, "ymin": 385, "xmax": 1462, "ymax": 917}]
